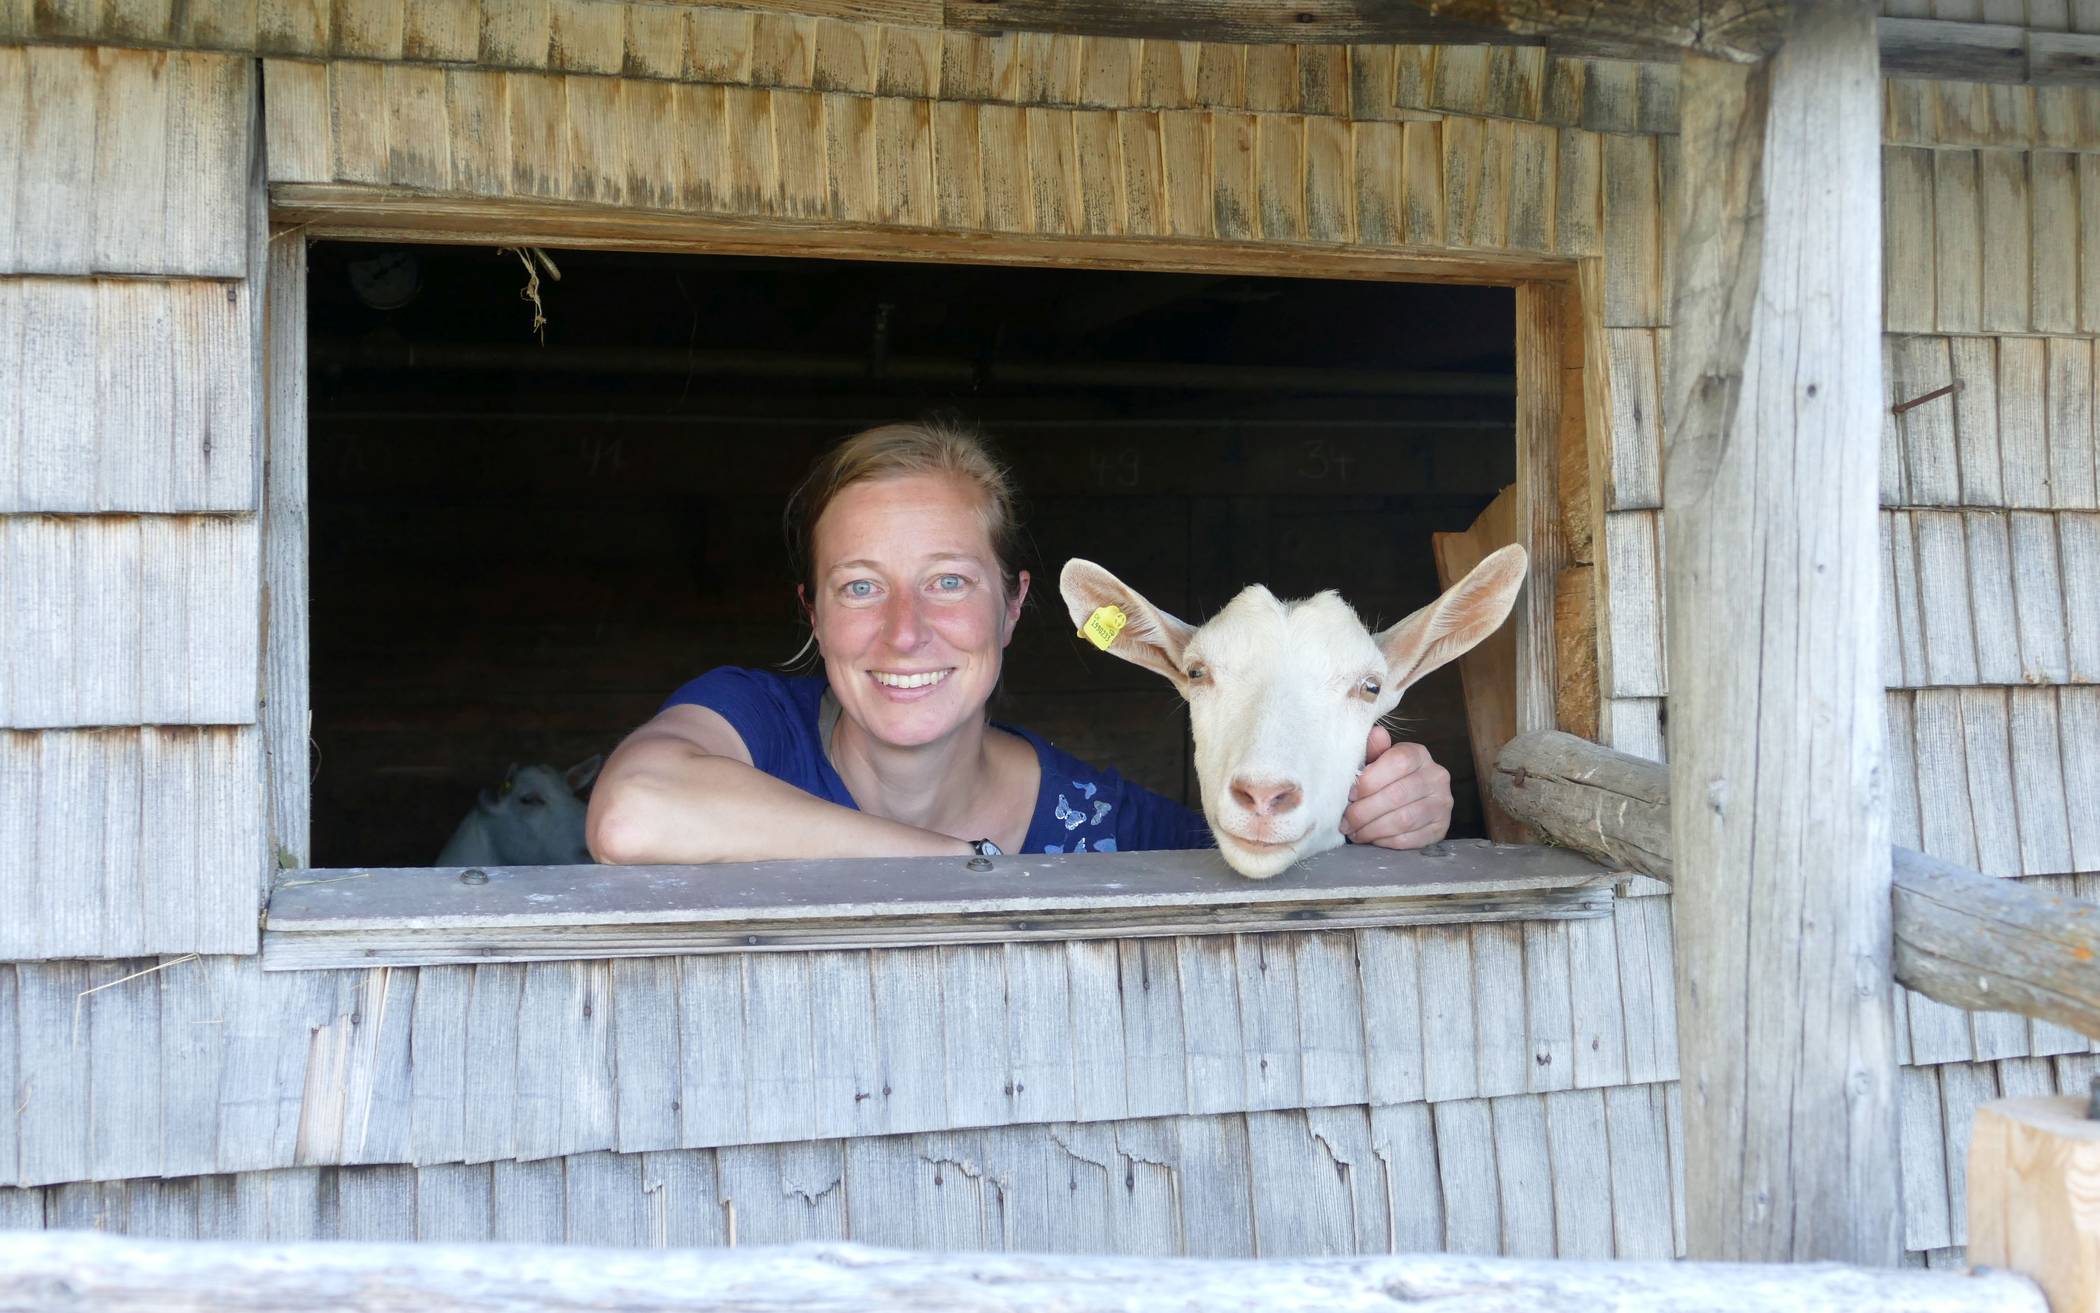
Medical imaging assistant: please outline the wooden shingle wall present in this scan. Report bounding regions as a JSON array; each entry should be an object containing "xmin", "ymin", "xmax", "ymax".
[
  {"xmin": 0, "ymin": 902, "xmax": 1682, "ymax": 1189},
  {"xmin": 0, "ymin": 45, "xmax": 267, "ymax": 961},
  {"xmin": 0, "ymin": 1091, "xmax": 1691, "ymax": 1259},
  {"xmin": 2, "ymin": 1055, "xmax": 2094, "ymax": 1261}
]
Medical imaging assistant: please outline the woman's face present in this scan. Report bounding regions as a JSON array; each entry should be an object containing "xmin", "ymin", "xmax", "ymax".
[{"xmin": 808, "ymin": 473, "xmax": 1028, "ymax": 750}]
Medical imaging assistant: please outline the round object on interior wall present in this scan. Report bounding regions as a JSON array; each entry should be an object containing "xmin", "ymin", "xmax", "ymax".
[{"xmin": 347, "ymin": 248, "xmax": 422, "ymax": 311}]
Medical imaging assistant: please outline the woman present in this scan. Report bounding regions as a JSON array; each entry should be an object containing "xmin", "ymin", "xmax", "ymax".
[{"xmin": 587, "ymin": 421, "xmax": 1451, "ymax": 864}]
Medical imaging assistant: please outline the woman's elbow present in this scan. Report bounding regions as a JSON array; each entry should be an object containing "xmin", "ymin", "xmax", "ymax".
[{"xmin": 587, "ymin": 784, "xmax": 671, "ymax": 865}]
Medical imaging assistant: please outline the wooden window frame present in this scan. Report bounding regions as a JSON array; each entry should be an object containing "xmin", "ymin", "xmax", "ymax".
[{"xmin": 258, "ymin": 189, "xmax": 1595, "ymax": 968}]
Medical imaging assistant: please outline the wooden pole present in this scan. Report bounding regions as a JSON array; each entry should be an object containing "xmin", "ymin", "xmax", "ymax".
[
  {"xmin": 1489, "ymin": 730, "xmax": 2100, "ymax": 1040},
  {"xmin": 1970, "ymin": 1096, "xmax": 2100, "ymax": 1313},
  {"xmin": 1663, "ymin": 2, "xmax": 1900, "ymax": 1263}
]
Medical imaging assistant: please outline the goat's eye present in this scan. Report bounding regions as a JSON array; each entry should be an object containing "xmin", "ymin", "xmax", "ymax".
[
  {"xmin": 1358, "ymin": 676, "xmax": 1382, "ymax": 700},
  {"xmin": 1185, "ymin": 662, "xmax": 1210, "ymax": 684},
  {"xmin": 519, "ymin": 793, "xmax": 545, "ymax": 807}
]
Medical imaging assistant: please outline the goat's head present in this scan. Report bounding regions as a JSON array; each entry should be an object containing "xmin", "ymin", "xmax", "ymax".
[{"xmin": 1060, "ymin": 545, "xmax": 1527, "ymax": 878}]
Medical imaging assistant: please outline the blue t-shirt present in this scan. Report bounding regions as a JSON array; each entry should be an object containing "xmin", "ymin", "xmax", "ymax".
[{"xmin": 661, "ymin": 667, "xmax": 1211, "ymax": 855}]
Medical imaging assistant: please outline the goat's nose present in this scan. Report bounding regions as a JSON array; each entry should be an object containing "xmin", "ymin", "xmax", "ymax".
[{"xmin": 1229, "ymin": 777, "xmax": 1302, "ymax": 816}]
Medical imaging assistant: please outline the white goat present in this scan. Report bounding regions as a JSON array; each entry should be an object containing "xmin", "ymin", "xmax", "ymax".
[{"xmin": 1060, "ymin": 545, "xmax": 1528, "ymax": 879}]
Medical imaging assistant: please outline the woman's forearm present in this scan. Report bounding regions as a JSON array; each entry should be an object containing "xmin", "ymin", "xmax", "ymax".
[{"xmin": 587, "ymin": 738, "xmax": 970, "ymax": 865}]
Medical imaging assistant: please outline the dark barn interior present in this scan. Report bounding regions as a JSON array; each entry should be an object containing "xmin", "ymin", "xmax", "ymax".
[{"xmin": 305, "ymin": 244, "xmax": 1517, "ymax": 868}]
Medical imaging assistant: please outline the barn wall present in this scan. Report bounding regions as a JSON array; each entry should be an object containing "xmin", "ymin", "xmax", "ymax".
[
  {"xmin": 3, "ymin": 0, "xmax": 2098, "ymax": 1268},
  {"xmin": 0, "ymin": 1092, "xmax": 1688, "ymax": 1259},
  {"xmin": 0, "ymin": 44, "xmax": 268, "ymax": 960},
  {"xmin": 0, "ymin": 901, "xmax": 1675, "ymax": 1188}
]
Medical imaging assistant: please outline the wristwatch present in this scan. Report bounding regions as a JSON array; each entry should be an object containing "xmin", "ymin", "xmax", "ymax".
[{"xmin": 967, "ymin": 838, "xmax": 1004, "ymax": 857}]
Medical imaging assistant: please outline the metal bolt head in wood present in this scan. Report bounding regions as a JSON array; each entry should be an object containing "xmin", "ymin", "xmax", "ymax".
[
  {"xmin": 1969, "ymin": 1096, "xmax": 2100, "ymax": 1313},
  {"xmin": 459, "ymin": 868, "xmax": 489, "ymax": 885}
]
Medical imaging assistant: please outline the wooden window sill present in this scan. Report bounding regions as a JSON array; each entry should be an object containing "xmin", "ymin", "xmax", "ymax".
[{"xmin": 260, "ymin": 840, "xmax": 1613, "ymax": 970}]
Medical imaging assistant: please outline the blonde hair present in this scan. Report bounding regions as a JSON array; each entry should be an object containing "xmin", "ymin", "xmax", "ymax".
[{"xmin": 784, "ymin": 419, "xmax": 1026, "ymax": 603}]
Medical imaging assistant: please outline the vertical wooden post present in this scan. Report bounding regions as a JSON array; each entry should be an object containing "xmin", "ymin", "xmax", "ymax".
[
  {"xmin": 1663, "ymin": 2, "xmax": 1900, "ymax": 1264},
  {"xmin": 1514, "ymin": 281, "xmax": 1567, "ymax": 740},
  {"xmin": 1970, "ymin": 1095, "xmax": 2100, "ymax": 1311}
]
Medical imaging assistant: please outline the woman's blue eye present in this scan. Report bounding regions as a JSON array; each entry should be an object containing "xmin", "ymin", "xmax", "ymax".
[
  {"xmin": 933, "ymin": 574, "xmax": 966, "ymax": 591},
  {"xmin": 845, "ymin": 580, "xmax": 876, "ymax": 598}
]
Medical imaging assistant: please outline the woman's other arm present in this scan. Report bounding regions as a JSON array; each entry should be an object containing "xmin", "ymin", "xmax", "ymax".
[{"xmin": 586, "ymin": 704, "xmax": 973, "ymax": 864}]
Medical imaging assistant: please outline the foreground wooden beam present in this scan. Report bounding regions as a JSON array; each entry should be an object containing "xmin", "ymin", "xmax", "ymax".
[
  {"xmin": 1662, "ymin": 3, "xmax": 1898, "ymax": 1263},
  {"xmin": 1491, "ymin": 730, "xmax": 2100, "ymax": 1040},
  {"xmin": 0, "ymin": 1234, "xmax": 2048, "ymax": 1313},
  {"xmin": 1970, "ymin": 1097, "xmax": 2100, "ymax": 1313}
]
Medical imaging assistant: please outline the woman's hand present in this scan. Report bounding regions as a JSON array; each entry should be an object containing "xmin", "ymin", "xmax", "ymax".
[{"xmin": 1341, "ymin": 725, "xmax": 1453, "ymax": 849}]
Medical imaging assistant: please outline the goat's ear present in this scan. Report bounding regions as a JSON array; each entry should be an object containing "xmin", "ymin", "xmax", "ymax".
[
  {"xmin": 565, "ymin": 753, "xmax": 605, "ymax": 794},
  {"xmin": 1059, "ymin": 559, "xmax": 1196, "ymax": 689},
  {"xmin": 1375, "ymin": 544, "xmax": 1529, "ymax": 697}
]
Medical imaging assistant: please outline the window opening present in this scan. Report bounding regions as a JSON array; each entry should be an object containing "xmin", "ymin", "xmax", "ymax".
[{"xmin": 305, "ymin": 244, "xmax": 1518, "ymax": 871}]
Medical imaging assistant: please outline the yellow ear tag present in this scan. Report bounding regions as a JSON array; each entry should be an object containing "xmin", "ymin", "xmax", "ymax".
[{"xmin": 1080, "ymin": 604, "xmax": 1128, "ymax": 650}]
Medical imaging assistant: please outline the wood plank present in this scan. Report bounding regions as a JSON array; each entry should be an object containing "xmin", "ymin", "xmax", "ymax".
[
  {"xmin": 1999, "ymin": 510, "xmax": 2066, "ymax": 680},
  {"xmin": 1600, "ymin": 133, "xmax": 1659, "ymax": 327},
  {"xmin": 1883, "ymin": 146, "xmax": 1938, "ymax": 334},
  {"xmin": 8, "ymin": 49, "xmax": 249, "ymax": 278},
  {"xmin": 2032, "ymin": 150, "xmax": 2080, "ymax": 333},
  {"xmin": 672, "ymin": 954, "xmax": 746, "ymax": 1149},
  {"xmin": 2067, "ymin": 688, "xmax": 2100, "ymax": 871},
  {"xmin": 1350, "ymin": 120, "xmax": 1404, "ymax": 246},
  {"xmin": 1554, "ymin": 128, "xmax": 1601, "ymax": 257},
  {"xmin": 0, "ymin": 729, "xmax": 260, "ymax": 961},
  {"xmin": 1603, "ymin": 329, "xmax": 1663, "ymax": 510},
  {"xmin": 1491, "ymin": 1095, "xmax": 1556, "ymax": 1257},
  {"xmin": 1432, "ymin": 1098, "xmax": 1500, "ymax": 1254},
  {"xmin": 2000, "ymin": 335, "xmax": 2052, "ymax": 507},
  {"xmin": 1542, "ymin": 1088, "xmax": 1612, "ymax": 1257},
  {"xmin": 1354, "ymin": 928, "xmax": 1424, "ymax": 1105},
  {"xmin": 622, "ymin": 80, "xmax": 682, "ymax": 212},
  {"xmin": 445, "ymin": 75, "xmax": 516, "ymax": 196},
  {"xmin": 0, "ymin": 515, "xmax": 260, "ymax": 727},
  {"xmin": 2048, "ymin": 337, "xmax": 2098, "ymax": 509},
  {"xmin": 1934, "ymin": 150, "xmax": 1983, "ymax": 333},
  {"xmin": 1951, "ymin": 335, "xmax": 2005, "ymax": 506},
  {"xmin": 1889, "ymin": 336, "xmax": 1960, "ymax": 506},
  {"xmin": 1, "ymin": 278, "xmax": 257, "ymax": 514},
  {"xmin": 1601, "ymin": 1084, "xmax": 1676, "ymax": 1259},
  {"xmin": 2084, "ymin": 154, "xmax": 2100, "ymax": 333},
  {"xmin": 1978, "ymin": 148, "xmax": 2033, "ymax": 332},
  {"xmin": 1287, "ymin": 932, "xmax": 1365, "ymax": 1109},
  {"xmin": 1470, "ymin": 922, "xmax": 1529, "ymax": 1097},
  {"xmin": 1914, "ymin": 511, "xmax": 1980, "ymax": 684},
  {"xmin": 1963, "ymin": 513, "xmax": 2022, "ymax": 684},
  {"xmin": 2009, "ymin": 687, "xmax": 2074, "ymax": 877},
  {"xmin": 1401, "ymin": 118, "xmax": 1443, "ymax": 246},
  {"xmin": 1209, "ymin": 108, "xmax": 1251, "ymax": 239},
  {"xmin": 1417, "ymin": 924, "xmax": 1480, "ymax": 1103},
  {"xmin": 2063, "ymin": 517, "xmax": 2100, "ymax": 683},
  {"xmin": 1232, "ymin": 934, "xmax": 1302, "ymax": 1112},
  {"xmin": 262, "ymin": 844, "xmax": 1614, "ymax": 969},
  {"xmin": 1602, "ymin": 511, "xmax": 1665, "ymax": 698}
]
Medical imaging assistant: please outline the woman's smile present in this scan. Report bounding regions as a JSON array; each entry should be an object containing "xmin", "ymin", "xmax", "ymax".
[{"xmin": 868, "ymin": 668, "xmax": 953, "ymax": 694}]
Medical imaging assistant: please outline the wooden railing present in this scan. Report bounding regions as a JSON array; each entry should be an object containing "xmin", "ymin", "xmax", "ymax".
[
  {"xmin": 1490, "ymin": 730, "xmax": 2100, "ymax": 1040},
  {"xmin": 0, "ymin": 1233, "xmax": 2047, "ymax": 1313}
]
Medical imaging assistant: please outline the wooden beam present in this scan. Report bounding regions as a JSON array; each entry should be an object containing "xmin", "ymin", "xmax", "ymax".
[
  {"xmin": 261, "ymin": 840, "xmax": 1613, "ymax": 970},
  {"xmin": 1662, "ymin": 2, "xmax": 1898, "ymax": 1263},
  {"xmin": 1490, "ymin": 729, "xmax": 2100, "ymax": 1041},
  {"xmin": 1969, "ymin": 1097, "xmax": 2100, "ymax": 1313},
  {"xmin": 0, "ymin": 1232, "xmax": 2050, "ymax": 1313},
  {"xmin": 938, "ymin": 4, "xmax": 2100, "ymax": 86}
]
